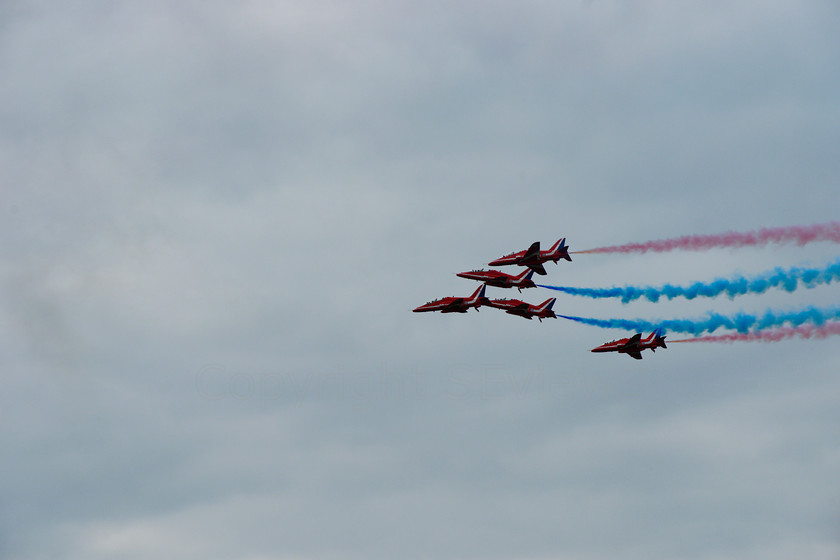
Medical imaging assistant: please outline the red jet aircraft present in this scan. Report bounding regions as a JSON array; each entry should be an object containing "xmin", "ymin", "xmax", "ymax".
[
  {"xmin": 488, "ymin": 238, "xmax": 571, "ymax": 275},
  {"xmin": 486, "ymin": 297, "xmax": 557, "ymax": 321},
  {"xmin": 413, "ymin": 285, "xmax": 489, "ymax": 314},
  {"xmin": 590, "ymin": 329, "xmax": 667, "ymax": 360},
  {"xmin": 456, "ymin": 268, "xmax": 536, "ymax": 292}
]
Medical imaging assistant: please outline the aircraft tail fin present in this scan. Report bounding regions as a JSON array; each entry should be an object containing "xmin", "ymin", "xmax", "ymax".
[
  {"xmin": 652, "ymin": 328, "xmax": 667, "ymax": 349},
  {"xmin": 550, "ymin": 238, "xmax": 572, "ymax": 261},
  {"xmin": 560, "ymin": 238, "xmax": 572, "ymax": 261},
  {"xmin": 468, "ymin": 284, "xmax": 487, "ymax": 306}
]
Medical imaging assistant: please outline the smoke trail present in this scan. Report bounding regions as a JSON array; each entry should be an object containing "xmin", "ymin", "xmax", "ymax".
[
  {"xmin": 558, "ymin": 304, "xmax": 840, "ymax": 335},
  {"xmin": 573, "ymin": 221, "xmax": 840, "ymax": 254},
  {"xmin": 539, "ymin": 258, "xmax": 840, "ymax": 303},
  {"xmin": 670, "ymin": 321, "xmax": 840, "ymax": 343}
]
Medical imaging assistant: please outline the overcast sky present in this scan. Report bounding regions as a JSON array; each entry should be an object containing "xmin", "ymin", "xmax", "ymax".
[{"xmin": 2, "ymin": 2, "xmax": 840, "ymax": 559}]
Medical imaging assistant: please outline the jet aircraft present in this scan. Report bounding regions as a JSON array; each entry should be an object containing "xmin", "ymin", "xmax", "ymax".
[
  {"xmin": 590, "ymin": 329, "xmax": 667, "ymax": 360},
  {"xmin": 456, "ymin": 268, "xmax": 536, "ymax": 292},
  {"xmin": 413, "ymin": 285, "xmax": 489, "ymax": 314},
  {"xmin": 486, "ymin": 297, "xmax": 557, "ymax": 321},
  {"xmin": 488, "ymin": 239, "xmax": 571, "ymax": 275}
]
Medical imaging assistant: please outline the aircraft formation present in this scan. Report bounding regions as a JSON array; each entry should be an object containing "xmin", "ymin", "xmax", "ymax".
[
  {"xmin": 415, "ymin": 221, "xmax": 840, "ymax": 359},
  {"xmin": 413, "ymin": 239, "xmax": 568, "ymax": 323},
  {"xmin": 413, "ymin": 238, "xmax": 662, "ymax": 358}
]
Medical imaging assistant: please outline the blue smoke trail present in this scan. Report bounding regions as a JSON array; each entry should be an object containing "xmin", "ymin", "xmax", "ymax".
[
  {"xmin": 559, "ymin": 305, "xmax": 840, "ymax": 335},
  {"xmin": 540, "ymin": 259, "xmax": 840, "ymax": 303}
]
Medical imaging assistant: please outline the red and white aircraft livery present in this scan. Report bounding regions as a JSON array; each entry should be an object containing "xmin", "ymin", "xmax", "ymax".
[
  {"xmin": 486, "ymin": 297, "xmax": 557, "ymax": 321},
  {"xmin": 413, "ymin": 285, "xmax": 489, "ymax": 314},
  {"xmin": 456, "ymin": 268, "xmax": 536, "ymax": 292},
  {"xmin": 488, "ymin": 239, "xmax": 571, "ymax": 275},
  {"xmin": 590, "ymin": 330, "xmax": 667, "ymax": 360}
]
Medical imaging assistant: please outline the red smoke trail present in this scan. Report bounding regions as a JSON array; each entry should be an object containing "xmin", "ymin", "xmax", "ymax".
[
  {"xmin": 670, "ymin": 322, "xmax": 840, "ymax": 344},
  {"xmin": 572, "ymin": 222, "xmax": 840, "ymax": 254}
]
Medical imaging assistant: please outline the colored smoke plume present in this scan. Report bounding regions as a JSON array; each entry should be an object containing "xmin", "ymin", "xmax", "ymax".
[
  {"xmin": 573, "ymin": 221, "xmax": 840, "ymax": 254},
  {"xmin": 670, "ymin": 321, "xmax": 840, "ymax": 343},
  {"xmin": 539, "ymin": 258, "xmax": 840, "ymax": 303},
  {"xmin": 558, "ymin": 305, "xmax": 840, "ymax": 335}
]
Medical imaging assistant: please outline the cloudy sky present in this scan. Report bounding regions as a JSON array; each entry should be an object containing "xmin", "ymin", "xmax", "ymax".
[{"xmin": 2, "ymin": 1, "xmax": 840, "ymax": 559}]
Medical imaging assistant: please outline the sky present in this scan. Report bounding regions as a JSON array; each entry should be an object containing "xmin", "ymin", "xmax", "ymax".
[{"xmin": 2, "ymin": 1, "xmax": 840, "ymax": 559}]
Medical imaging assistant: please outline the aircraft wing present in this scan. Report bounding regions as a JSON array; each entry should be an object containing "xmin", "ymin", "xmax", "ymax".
[
  {"xmin": 622, "ymin": 333, "xmax": 642, "ymax": 347},
  {"xmin": 443, "ymin": 298, "xmax": 464, "ymax": 311},
  {"xmin": 521, "ymin": 241, "xmax": 540, "ymax": 262},
  {"xmin": 620, "ymin": 333, "xmax": 643, "ymax": 356},
  {"xmin": 528, "ymin": 262, "xmax": 548, "ymax": 275},
  {"xmin": 503, "ymin": 303, "xmax": 532, "ymax": 314}
]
